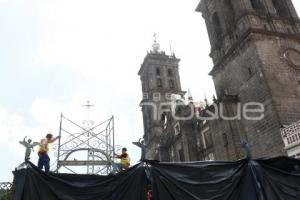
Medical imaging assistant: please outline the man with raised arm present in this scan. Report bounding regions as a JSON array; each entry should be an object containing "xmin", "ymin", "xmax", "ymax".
[
  {"xmin": 114, "ymin": 147, "xmax": 131, "ymax": 172},
  {"xmin": 38, "ymin": 133, "xmax": 60, "ymax": 173}
]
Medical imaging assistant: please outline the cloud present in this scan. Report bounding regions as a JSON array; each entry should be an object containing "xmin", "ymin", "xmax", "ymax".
[
  {"xmin": 0, "ymin": 110, "xmax": 9, "ymax": 144},
  {"xmin": 0, "ymin": 109, "xmax": 25, "ymax": 145},
  {"xmin": 31, "ymin": 0, "xmax": 215, "ymax": 98},
  {"xmin": 31, "ymin": 97, "xmax": 62, "ymax": 128}
]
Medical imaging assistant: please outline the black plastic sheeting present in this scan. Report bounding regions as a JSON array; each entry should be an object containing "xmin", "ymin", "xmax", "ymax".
[
  {"xmin": 14, "ymin": 162, "xmax": 148, "ymax": 200},
  {"xmin": 14, "ymin": 157, "xmax": 300, "ymax": 200}
]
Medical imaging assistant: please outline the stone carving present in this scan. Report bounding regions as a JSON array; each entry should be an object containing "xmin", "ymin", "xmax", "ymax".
[
  {"xmin": 284, "ymin": 48, "xmax": 300, "ymax": 69},
  {"xmin": 133, "ymin": 138, "xmax": 146, "ymax": 161},
  {"xmin": 19, "ymin": 136, "xmax": 40, "ymax": 161}
]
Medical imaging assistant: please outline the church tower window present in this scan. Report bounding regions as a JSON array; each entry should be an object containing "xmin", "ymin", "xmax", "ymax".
[
  {"xmin": 157, "ymin": 78, "xmax": 162, "ymax": 88},
  {"xmin": 250, "ymin": 0, "xmax": 266, "ymax": 12},
  {"xmin": 223, "ymin": 0, "xmax": 235, "ymax": 29},
  {"xmin": 178, "ymin": 147, "xmax": 185, "ymax": 162},
  {"xmin": 167, "ymin": 69, "xmax": 173, "ymax": 77},
  {"xmin": 248, "ymin": 67, "xmax": 253, "ymax": 76},
  {"xmin": 222, "ymin": 133, "xmax": 228, "ymax": 147},
  {"xmin": 272, "ymin": 0, "xmax": 289, "ymax": 17},
  {"xmin": 156, "ymin": 67, "xmax": 161, "ymax": 76},
  {"xmin": 169, "ymin": 79, "xmax": 175, "ymax": 89}
]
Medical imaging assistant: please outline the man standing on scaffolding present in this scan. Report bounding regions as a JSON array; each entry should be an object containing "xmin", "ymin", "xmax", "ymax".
[{"xmin": 38, "ymin": 133, "xmax": 60, "ymax": 173}]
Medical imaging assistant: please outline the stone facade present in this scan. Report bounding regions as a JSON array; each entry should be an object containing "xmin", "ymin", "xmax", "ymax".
[
  {"xmin": 139, "ymin": 0, "xmax": 300, "ymax": 162},
  {"xmin": 197, "ymin": 0, "xmax": 300, "ymax": 160}
]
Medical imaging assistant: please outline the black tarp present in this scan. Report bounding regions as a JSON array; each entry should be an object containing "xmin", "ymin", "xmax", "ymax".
[
  {"xmin": 13, "ymin": 162, "xmax": 147, "ymax": 200},
  {"xmin": 150, "ymin": 157, "xmax": 300, "ymax": 200},
  {"xmin": 150, "ymin": 160, "xmax": 258, "ymax": 200},
  {"xmin": 13, "ymin": 157, "xmax": 300, "ymax": 200},
  {"xmin": 255, "ymin": 157, "xmax": 300, "ymax": 200}
]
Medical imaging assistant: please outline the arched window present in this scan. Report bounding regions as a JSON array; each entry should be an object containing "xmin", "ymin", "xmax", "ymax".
[
  {"xmin": 223, "ymin": 0, "xmax": 235, "ymax": 29},
  {"xmin": 250, "ymin": 0, "xmax": 266, "ymax": 13},
  {"xmin": 222, "ymin": 133, "xmax": 228, "ymax": 147},
  {"xmin": 272, "ymin": 0, "xmax": 289, "ymax": 17},
  {"xmin": 212, "ymin": 12, "xmax": 222, "ymax": 41},
  {"xmin": 169, "ymin": 79, "xmax": 175, "ymax": 89},
  {"xmin": 167, "ymin": 69, "xmax": 173, "ymax": 77},
  {"xmin": 157, "ymin": 78, "xmax": 162, "ymax": 88},
  {"xmin": 248, "ymin": 67, "xmax": 253, "ymax": 76},
  {"xmin": 161, "ymin": 112, "xmax": 168, "ymax": 128},
  {"xmin": 156, "ymin": 67, "xmax": 161, "ymax": 76}
]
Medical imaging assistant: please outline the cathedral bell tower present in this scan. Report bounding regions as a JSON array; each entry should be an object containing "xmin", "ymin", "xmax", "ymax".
[
  {"xmin": 138, "ymin": 37, "xmax": 184, "ymax": 160},
  {"xmin": 197, "ymin": 0, "xmax": 300, "ymax": 158}
]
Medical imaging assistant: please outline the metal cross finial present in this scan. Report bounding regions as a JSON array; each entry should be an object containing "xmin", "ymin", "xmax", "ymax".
[
  {"xmin": 82, "ymin": 100, "xmax": 95, "ymax": 129},
  {"xmin": 188, "ymin": 89, "xmax": 193, "ymax": 101},
  {"xmin": 204, "ymin": 93, "xmax": 209, "ymax": 106},
  {"xmin": 83, "ymin": 100, "xmax": 94, "ymax": 109},
  {"xmin": 153, "ymin": 33, "xmax": 157, "ymax": 42},
  {"xmin": 152, "ymin": 33, "xmax": 160, "ymax": 53},
  {"xmin": 83, "ymin": 100, "xmax": 94, "ymax": 118}
]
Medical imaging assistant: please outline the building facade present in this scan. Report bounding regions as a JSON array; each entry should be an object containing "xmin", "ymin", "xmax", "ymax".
[
  {"xmin": 138, "ymin": 40, "xmax": 186, "ymax": 161},
  {"xmin": 139, "ymin": 0, "xmax": 300, "ymax": 161}
]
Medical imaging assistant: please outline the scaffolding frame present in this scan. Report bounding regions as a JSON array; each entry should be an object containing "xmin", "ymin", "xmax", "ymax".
[{"xmin": 53, "ymin": 114, "xmax": 117, "ymax": 175}]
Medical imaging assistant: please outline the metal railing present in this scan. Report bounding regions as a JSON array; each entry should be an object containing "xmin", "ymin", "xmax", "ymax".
[
  {"xmin": 281, "ymin": 120, "xmax": 300, "ymax": 149},
  {"xmin": 0, "ymin": 182, "xmax": 12, "ymax": 190}
]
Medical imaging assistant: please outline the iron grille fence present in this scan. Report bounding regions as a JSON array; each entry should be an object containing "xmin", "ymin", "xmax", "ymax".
[{"xmin": 0, "ymin": 182, "xmax": 12, "ymax": 191}]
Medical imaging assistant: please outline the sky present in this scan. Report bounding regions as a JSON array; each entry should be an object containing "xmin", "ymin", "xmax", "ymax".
[{"xmin": 0, "ymin": 0, "xmax": 300, "ymax": 181}]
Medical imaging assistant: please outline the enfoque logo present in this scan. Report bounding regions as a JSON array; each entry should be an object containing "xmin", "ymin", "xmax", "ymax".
[{"xmin": 140, "ymin": 101, "xmax": 265, "ymax": 121}]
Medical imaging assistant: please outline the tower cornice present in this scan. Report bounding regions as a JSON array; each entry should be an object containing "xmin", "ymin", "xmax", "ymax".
[
  {"xmin": 209, "ymin": 27, "xmax": 300, "ymax": 76},
  {"xmin": 138, "ymin": 52, "xmax": 180, "ymax": 76}
]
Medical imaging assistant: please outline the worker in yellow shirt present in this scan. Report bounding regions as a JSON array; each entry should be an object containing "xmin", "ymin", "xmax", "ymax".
[
  {"xmin": 37, "ymin": 133, "xmax": 60, "ymax": 173},
  {"xmin": 114, "ymin": 147, "xmax": 131, "ymax": 171}
]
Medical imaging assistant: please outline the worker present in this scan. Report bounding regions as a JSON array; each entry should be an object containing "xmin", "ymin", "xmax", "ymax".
[
  {"xmin": 114, "ymin": 147, "xmax": 130, "ymax": 171},
  {"xmin": 38, "ymin": 133, "xmax": 60, "ymax": 173}
]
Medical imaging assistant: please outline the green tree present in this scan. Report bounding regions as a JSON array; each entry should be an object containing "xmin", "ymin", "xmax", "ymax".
[{"xmin": 0, "ymin": 189, "xmax": 13, "ymax": 200}]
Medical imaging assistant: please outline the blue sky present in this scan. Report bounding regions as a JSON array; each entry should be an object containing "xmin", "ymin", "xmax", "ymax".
[{"xmin": 0, "ymin": 0, "xmax": 300, "ymax": 181}]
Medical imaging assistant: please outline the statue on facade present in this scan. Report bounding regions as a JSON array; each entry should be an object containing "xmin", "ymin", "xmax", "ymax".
[
  {"xmin": 132, "ymin": 138, "xmax": 146, "ymax": 161},
  {"xmin": 19, "ymin": 136, "xmax": 40, "ymax": 161},
  {"xmin": 241, "ymin": 141, "xmax": 252, "ymax": 159}
]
